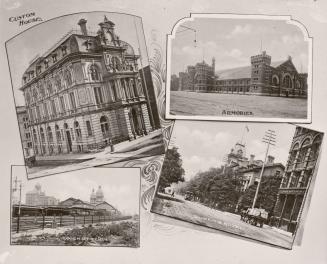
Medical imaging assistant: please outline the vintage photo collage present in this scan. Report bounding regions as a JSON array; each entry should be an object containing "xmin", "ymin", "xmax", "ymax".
[{"xmin": 7, "ymin": 12, "xmax": 323, "ymax": 249}]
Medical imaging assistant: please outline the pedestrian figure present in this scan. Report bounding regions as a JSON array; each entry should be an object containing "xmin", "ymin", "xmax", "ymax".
[{"xmin": 109, "ymin": 138, "xmax": 115, "ymax": 153}]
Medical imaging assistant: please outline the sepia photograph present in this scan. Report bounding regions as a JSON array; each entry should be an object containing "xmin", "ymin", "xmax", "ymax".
[
  {"xmin": 10, "ymin": 166, "xmax": 140, "ymax": 247},
  {"xmin": 166, "ymin": 14, "xmax": 312, "ymax": 123},
  {"xmin": 151, "ymin": 121, "xmax": 323, "ymax": 248},
  {"xmin": 7, "ymin": 11, "xmax": 164, "ymax": 178}
]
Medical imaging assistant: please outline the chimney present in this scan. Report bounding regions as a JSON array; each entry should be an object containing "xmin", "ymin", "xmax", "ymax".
[
  {"xmin": 267, "ymin": 155, "xmax": 275, "ymax": 165},
  {"xmin": 78, "ymin": 18, "xmax": 88, "ymax": 36},
  {"xmin": 288, "ymin": 55, "xmax": 292, "ymax": 61},
  {"xmin": 249, "ymin": 154, "xmax": 255, "ymax": 164}
]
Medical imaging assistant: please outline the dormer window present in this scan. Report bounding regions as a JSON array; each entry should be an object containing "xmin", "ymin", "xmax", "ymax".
[
  {"xmin": 84, "ymin": 40, "xmax": 92, "ymax": 50},
  {"xmin": 44, "ymin": 59, "xmax": 49, "ymax": 69},
  {"xmin": 52, "ymin": 53, "xmax": 57, "ymax": 63},
  {"xmin": 30, "ymin": 71, "xmax": 35, "ymax": 79},
  {"xmin": 61, "ymin": 45, "xmax": 67, "ymax": 56},
  {"xmin": 36, "ymin": 65, "xmax": 42, "ymax": 75},
  {"xmin": 23, "ymin": 76, "xmax": 27, "ymax": 84},
  {"xmin": 89, "ymin": 64, "xmax": 100, "ymax": 81}
]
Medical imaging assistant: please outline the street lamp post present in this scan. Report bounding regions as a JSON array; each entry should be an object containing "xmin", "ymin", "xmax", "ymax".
[{"xmin": 251, "ymin": 130, "xmax": 276, "ymax": 209}]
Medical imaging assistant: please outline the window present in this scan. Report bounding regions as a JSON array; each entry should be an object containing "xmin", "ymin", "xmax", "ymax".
[
  {"xmin": 45, "ymin": 81, "xmax": 52, "ymax": 95},
  {"xmin": 69, "ymin": 92, "xmax": 77, "ymax": 109},
  {"xmin": 86, "ymin": 120, "xmax": 93, "ymax": 136},
  {"xmin": 94, "ymin": 87, "xmax": 104, "ymax": 104},
  {"xmin": 61, "ymin": 46, "xmax": 67, "ymax": 56},
  {"xmin": 65, "ymin": 70, "xmax": 72, "ymax": 87},
  {"xmin": 55, "ymin": 76, "xmax": 61, "ymax": 91},
  {"xmin": 52, "ymin": 53, "xmax": 57, "ymax": 63},
  {"xmin": 74, "ymin": 121, "xmax": 82, "ymax": 140},
  {"xmin": 110, "ymin": 81, "xmax": 118, "ymax": 101},
  {"xmin": 51, "ymin": 100, "xmax": 57, "ymax": 116},
  {"xmin": 44, "ymin": 59, "xmax": 49, "ymax": 69},
  {"xmin": 47, "ymin": 126, "xmax": 53, "ymax": 143},
  {"xmin": 59, "ymin": 96, "xmax": 66, "ymax": 113},
  {"xmin": 100, "ymin": 116, "xmax": 109, "ymax": 138},
  {"xmin": 89, "ymin": 64, "xmax": 100, "ymax": 81},
  {"xmin": 33, "ymin": 129, "xmax": 38, "ymax": 142},
  {"xmin": 43, "ymin": 103, "xmax": 48, "ymax": 118},
  {"xmin": 55, "ymin": 125, "xmax": 61, "ymax": 142}
]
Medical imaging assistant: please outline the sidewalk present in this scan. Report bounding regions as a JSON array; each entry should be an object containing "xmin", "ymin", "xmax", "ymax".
[{"xmin": 28, "ymin": 130, "xmax": 165, "ymax": 178}]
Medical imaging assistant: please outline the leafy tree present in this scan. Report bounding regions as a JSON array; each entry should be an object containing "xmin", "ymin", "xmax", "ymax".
[
  {"xmin": 158, "ymin": 147, "xmax": 185, "ymax": 191},
  {"xmin": 238, "ymin": 175, "xmax": 282, "ymax": 213}
]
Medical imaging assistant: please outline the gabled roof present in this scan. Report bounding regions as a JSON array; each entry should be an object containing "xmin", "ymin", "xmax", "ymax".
[
  {"xmin": 216, "ymin": 65, "xmax": 251, "ymax": 80},
  {"xmin": 270, "ymin": 60, "xmax": 285, "ymax": 68}
]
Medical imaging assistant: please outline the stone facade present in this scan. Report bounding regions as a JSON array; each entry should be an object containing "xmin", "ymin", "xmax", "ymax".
[
  {"xmin": 20, "ymin": 16, "xmax": 155, "ymax": 157},
  {"xmin": 273, "ymin": 127, "xmax": 323, "ymax": 233},
  {"xmin": 175, "ymin": 51, "xmax": 308, "ymax": 98},
  {"xmin": 178, "ymin": 58, "xmax": 215, "ymax": 91}
]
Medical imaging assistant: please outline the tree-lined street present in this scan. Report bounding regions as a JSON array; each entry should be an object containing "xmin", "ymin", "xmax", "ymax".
[{"xmin": 152, "ymin": 194, "xmax": 293, "ymax": 248}]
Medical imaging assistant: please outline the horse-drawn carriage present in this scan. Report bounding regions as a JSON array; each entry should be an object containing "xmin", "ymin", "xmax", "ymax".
[{"xmin": 240, "ymin": 208, "xmax": 268, "ymax": 228}]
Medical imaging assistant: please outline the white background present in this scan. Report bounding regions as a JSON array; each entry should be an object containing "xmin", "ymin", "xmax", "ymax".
[{"xmin": 0, "ymin": 0, "xmax": 327, "ymax": 263}]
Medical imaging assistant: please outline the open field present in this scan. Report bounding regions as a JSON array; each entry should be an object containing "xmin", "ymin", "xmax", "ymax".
[{"xmin": 169, "ymin": 91, "xmax": 308, "ymax": 119}]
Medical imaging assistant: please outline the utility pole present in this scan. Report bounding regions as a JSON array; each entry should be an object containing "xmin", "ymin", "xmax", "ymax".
[
  {"xmin": 251, "ymin": 129, "xmax": 276, "ymax": 209},
  {"xmin": 17, "ymin": 181, "xmax": 23, "ymax": 233}
]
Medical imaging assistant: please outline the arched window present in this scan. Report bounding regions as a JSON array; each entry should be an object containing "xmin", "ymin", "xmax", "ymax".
[
  {"xmin": 47, "ymin": 126, "xmax": 53, "ymax": 143},
  {"xmin": 100, "ymin": 116, "xmax": 109, "ymax": 137},
  {"xmin": 296, "ymin": 80, "xmax": 301, "ymax": 89},
  {"xmin": 301, "ymin": 137, "xmax": 311, "ymax": 148},
  {"xmin": 283, "ymin": 75, "xmax": 292, "ymax": 88},
  {"xmin": 64, "ymin": 123, "xmax": 69, "ymax": 130},
  {"xmin": 55, "ymin": 125, "xmax": 61, "ymax": 142},
  {"xmin": 74, "ymin": 121, "xmax": 82, "ymax": 139},
  {"xmin": 112, "ymin": 57, "xmax": 122, "ymax": 71},
  {"xmin": 272, "ymin": 75, "xmax": 279, "ymax": 86},
  {"xmin": 65, "ymin": 70, "xmax": 73, "ymax": 87},
  {"xmin": 89, "ymin": 64, "xmax": 100, "ymax": 81}
]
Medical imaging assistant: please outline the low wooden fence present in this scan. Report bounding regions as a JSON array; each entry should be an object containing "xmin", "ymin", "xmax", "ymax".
[{"xmin": 12, "ymin": 215, "xmax": 131, "ymax": 233}]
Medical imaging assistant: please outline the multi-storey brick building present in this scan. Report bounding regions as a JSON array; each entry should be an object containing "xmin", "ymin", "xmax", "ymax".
[
  {"xmin": 175, "ymin": 51, "xmax": 308, "ymax": 98},
  {"xmin": 178, "ymin": 58, "xmax": 215, "ymax": 91},
  {"xmin": 16, "ymin": 106, "xmax": 33, "ymax": 156},
  {"xmin": 273, "ymin": 127, "xmax": 323, "ymax": 233},
  {"xmin": 19, "ymin": 16, "xmax": 158, "ymax": 156}
]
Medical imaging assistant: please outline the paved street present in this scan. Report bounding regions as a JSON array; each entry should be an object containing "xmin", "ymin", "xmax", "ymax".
[
  {"xmin": 152, "ymin": 194, "xmax": 293, "ymax": 248},
  {"xmin": 28, "ymin": 130, "xmax": 165, "ymax": 178},
  {"xmin": 170, "ymin": 91, "xmax": 307, "ymax": 119}
]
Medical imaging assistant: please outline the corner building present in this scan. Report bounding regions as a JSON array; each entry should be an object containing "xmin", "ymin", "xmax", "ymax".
[
  {"xmin": 20, "ymin": 16, "xmax": 154, "ymax": 156},
  {"xmin": 273, "ymin": 127, "xmax": 323, "ymax": 233}
]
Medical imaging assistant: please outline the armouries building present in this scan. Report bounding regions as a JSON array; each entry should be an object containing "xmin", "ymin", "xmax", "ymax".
[
  {"xmin": 176, "ymin": 51, "xmax": 308, "ymax": 98},
  {"xmin": 273, "ymin": 127, "xmax": 323, "ymax": 233},
  {"xmin": 19, "ymin": 16, "xmax": 159, "ymax": 156}
]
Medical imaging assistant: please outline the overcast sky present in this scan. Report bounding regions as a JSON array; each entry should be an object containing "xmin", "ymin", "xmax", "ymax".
[
  {"xmin": 171, "ymin": 18, "xmax": 309, "ymax": 75},
  {"xmin": 169, "ymin": 121, "xmax": 296, "ymax": 181},
  {"xmin": 12, "ymin": 167, "xmax": 140, "ymax": 215},
  {"xmin": 6, "ymin": 12, "xmax": 149, "ymax": 106}
]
